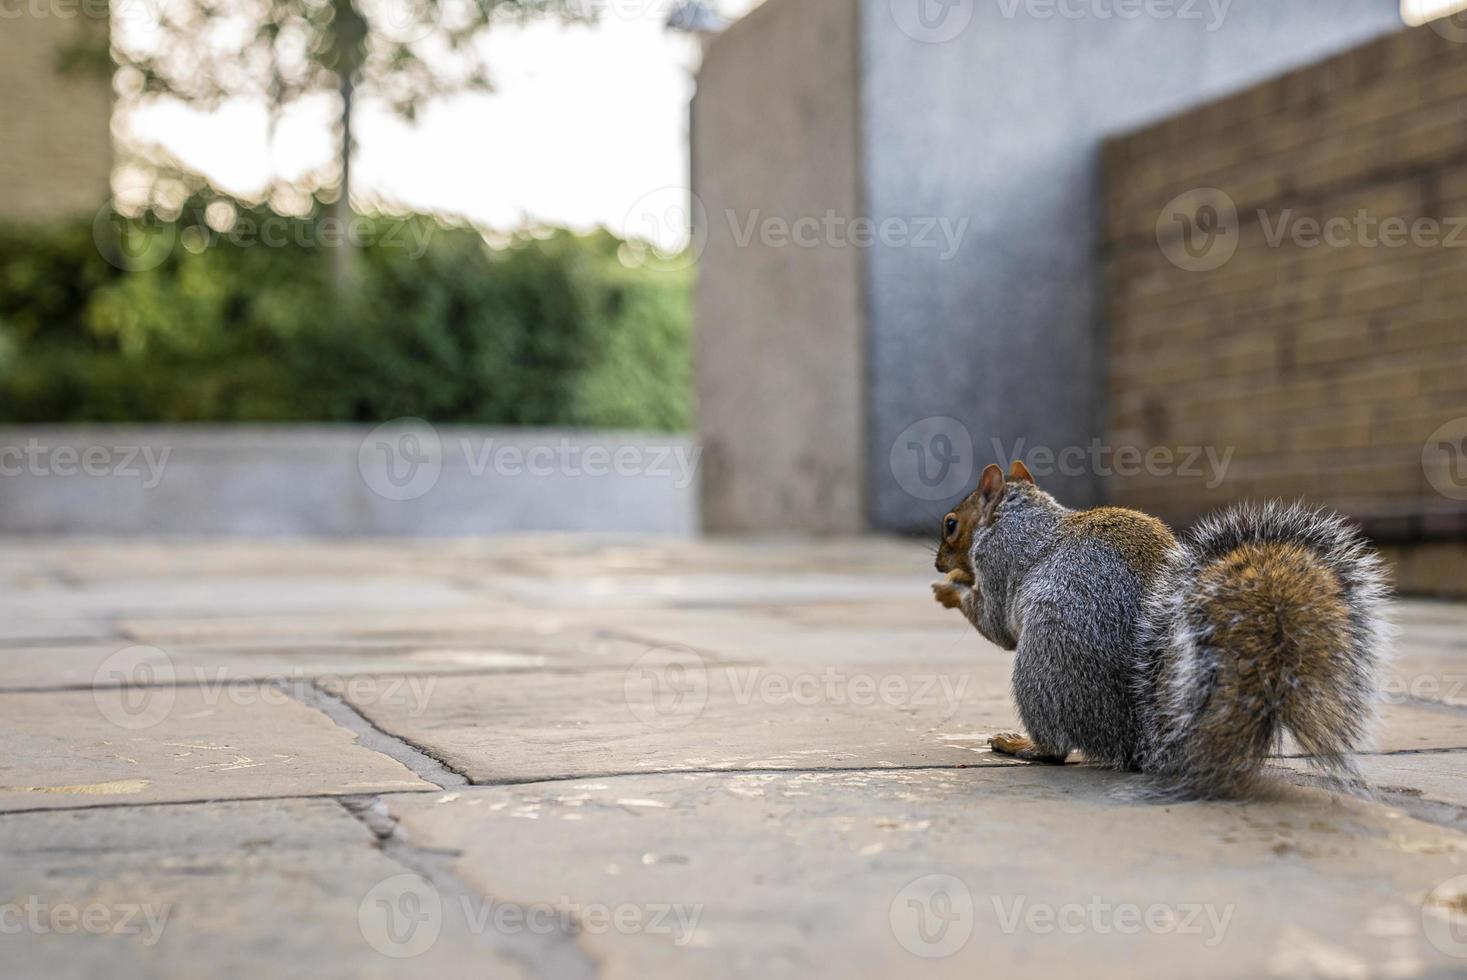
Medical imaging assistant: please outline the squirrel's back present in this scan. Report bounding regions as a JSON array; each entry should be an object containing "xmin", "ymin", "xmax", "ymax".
[{"xmin": 1058, "ymin": 507, "xmax": 1174, "ymax": 580}]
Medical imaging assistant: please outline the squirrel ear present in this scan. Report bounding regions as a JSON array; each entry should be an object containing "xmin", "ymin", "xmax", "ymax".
[
  {"xmin": 978, "ymin": 463, "xmax": 1006, "ymax": 524},
  {"xmin": 1008, "ymin": 460, "xmax": 1035, "ymax": 485}
]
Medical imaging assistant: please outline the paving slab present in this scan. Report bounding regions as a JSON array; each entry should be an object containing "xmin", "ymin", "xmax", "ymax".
[
  {"xmin": 115, "ymin": 605, "xmax": 789, "ymax": 645},
  {"xmin": 1394, "ymin": 599, "xmax": 1467, "ymax": 628},
  {"xmin": 766, "ymin": 599, "xmax": 976, "ymax": 631},
  {"xmin": 497, "ymin": 536, "xmax": 933, "ymax": 578},
  {"xmin": 489, "ymin": 572, "xmax": 933, "ymax": 609},
  {"xmin": 0, "ymin": 577, "xmax": 481, "ymax": 621},
  {"xmin": 0, "ymin": 687, "xmax": 433, "ymax": 811},
  {"xmin": 1387, "ymin": 653, "xmax": 1467, "ymax": 708},
  {"xmin": 385, "ymin": 769, "xmax": 1467, "ymax": 980},
  {"xmin": 1368, "ymin": 702, "xmax": 1467, "ymax": 754},
  {"xmin": 0, "ymin": 643, "xmax": 553, "ymax": 690},
  {"xmin": 332, "ymin": 661, "xmax": 1021, "ymax": 783},
  {"xmin": 0, "ymin": 798, "xmax": 557, "ymax": 980},
  {"xmin": 607, "ymin": 625, "xmax": 1002, "ymax": 666},
  {"xmin": 1277, "ymin": 751, "xmax": 1467, "ymax": 810},
  {"xmin": 0, "ymin": 633, "xmax": 689, "ymax": 691},
  {"xmin": 0, "ymin": 537, "xmax": 535, "ymax": 581},
  {"xmin": 0, "ymin": 619, "xmax": 119, "ymax": 645}
]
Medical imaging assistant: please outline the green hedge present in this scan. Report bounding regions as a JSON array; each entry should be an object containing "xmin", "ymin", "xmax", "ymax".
[{"xmin": 0, "ymin": 196, "xmax": 692, "ymax": 429}]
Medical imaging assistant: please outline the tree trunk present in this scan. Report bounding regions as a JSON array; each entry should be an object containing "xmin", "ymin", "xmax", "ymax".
[
  {"xmin": 332, "ymin": 66, "xmax": 358, "ymax": 292},
  {"xmin": 330, "ymin": 0, "xmax": 367, "ymax": 293}
]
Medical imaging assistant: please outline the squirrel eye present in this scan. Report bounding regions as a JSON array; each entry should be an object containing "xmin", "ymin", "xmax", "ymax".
[{"xmin": 943, "ymin": 516, "xmax": 959, "ymax": 538}]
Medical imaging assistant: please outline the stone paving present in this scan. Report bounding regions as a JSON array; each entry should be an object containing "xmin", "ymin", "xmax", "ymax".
[{"xmin": 2, "ymin": 536, "xmax": 1467, "ymax": 978}]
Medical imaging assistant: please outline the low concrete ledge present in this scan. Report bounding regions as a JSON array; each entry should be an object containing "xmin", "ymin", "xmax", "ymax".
[{"xmin": 0, "ymin": 424, "xmax": 700, "ymax": 537}]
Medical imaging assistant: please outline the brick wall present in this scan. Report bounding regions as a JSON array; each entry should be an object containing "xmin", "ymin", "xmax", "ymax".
[
  {"xmin": 0, "ymin": 17, "xmax": 112, "ymax": 220},
  {"xmin": 1103, "ymin": 25, "xmax": 1467, "ymax": 594}
]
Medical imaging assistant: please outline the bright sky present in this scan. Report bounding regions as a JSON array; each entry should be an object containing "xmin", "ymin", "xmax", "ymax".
[
  {"xmin": 1402, "ymin": 0, "xmax": 1467, "ymax": 23},
  {"xmin": 120, "ymin": 1, "xmax": 762, "ymax": 249}
]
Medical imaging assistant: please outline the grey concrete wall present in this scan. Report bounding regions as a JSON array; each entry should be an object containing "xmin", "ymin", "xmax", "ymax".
[
  {"xmin": 862, "ymin": 0, "xmax": 1407, "ymax": 530},
  {"xmin": 692, "ymin": 0, "xmax": 866, "ymax": 533},
  {"xmin": 692, "ymin": 0, "xmax": 1409, "ymax": 533},
  {"xmin": 0, "ymin": 426, "xmax": 699, "ymax": 537}
]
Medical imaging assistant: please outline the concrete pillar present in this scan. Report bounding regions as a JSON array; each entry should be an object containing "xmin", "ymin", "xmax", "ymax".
[{"xmin": 692, "ymin": 0, "xmax": 866, "ymax": 533}]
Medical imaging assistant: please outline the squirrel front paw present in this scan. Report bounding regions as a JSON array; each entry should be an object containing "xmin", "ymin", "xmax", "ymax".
[
  {"xmin": 932, "ymin": 579, "xmax": 967, "ymax": 610},
  {"xmin": 932, "ymin": 568, "xmax": 974, "ymax": 610}
]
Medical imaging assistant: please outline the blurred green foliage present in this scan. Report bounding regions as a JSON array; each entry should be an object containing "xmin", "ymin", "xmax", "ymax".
[{"xmin": 0, "ymin": 197, "xmax": 693, "ymax": 430}]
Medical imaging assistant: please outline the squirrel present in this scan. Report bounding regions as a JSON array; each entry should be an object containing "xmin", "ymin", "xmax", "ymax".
[{"xmin": 932, "ymin": 460, "xmax": 1389, "ymax": 798}]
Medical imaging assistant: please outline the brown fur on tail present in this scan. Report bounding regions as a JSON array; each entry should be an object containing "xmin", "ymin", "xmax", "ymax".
[{"xmin": 1137, "ymin": 503, "xmax": 1389, "ymax": 798}]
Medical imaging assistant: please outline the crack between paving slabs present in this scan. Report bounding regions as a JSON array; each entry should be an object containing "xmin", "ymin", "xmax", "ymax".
[
  {"xmin": 338, "ymin": 794, "xmax": 602, "ymax": 980},
  {"xmin": 290, "ymin": 680, "xmax": 470, "ymax": 789}
]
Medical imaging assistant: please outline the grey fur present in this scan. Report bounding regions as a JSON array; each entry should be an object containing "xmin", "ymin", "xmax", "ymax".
[{"xmin": 953, "ymin": 485, "xmax": 1390, "ymax": 799}]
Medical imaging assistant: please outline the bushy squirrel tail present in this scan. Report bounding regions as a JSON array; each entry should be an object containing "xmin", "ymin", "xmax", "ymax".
[{"xmin": 1136, "ymin": 502, "xmax": 1391, "ymax": 799}]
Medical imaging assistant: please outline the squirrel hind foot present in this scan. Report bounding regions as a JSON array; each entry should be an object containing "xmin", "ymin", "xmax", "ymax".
[{"xmin": 989, "ymin": 732, "xmax": 1069, "ymax": 764}]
